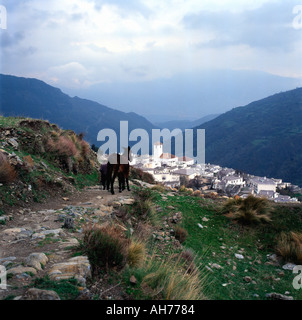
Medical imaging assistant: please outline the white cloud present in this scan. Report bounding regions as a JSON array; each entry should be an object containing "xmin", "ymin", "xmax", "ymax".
[{"xmin": 0, "ymin": 0, "xmax": 301, "ymax": 88}]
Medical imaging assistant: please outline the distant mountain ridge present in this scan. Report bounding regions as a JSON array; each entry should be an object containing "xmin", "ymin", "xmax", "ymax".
[
  {"xmin": 155, "ymin": 114, "xmax": 220, "ymax": 131},
  {"xmin": 0, "ymin": 74, "xmax": 157, "ymax": 151},
  {"xmin": 194, "ymin": 88, "xmax": 302, "ymax": 186}
]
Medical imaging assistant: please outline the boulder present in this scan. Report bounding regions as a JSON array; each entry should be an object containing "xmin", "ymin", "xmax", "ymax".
[
  {"xmin": 48, "ymin": 256, "xmax": 91, "ymax": 286},
  {"xmin": 7, "ymin": 266, "xmax": 37, "ymax": 276},
  {"xmin": 266, "ymin": 293, "xmax": 294, "ymax": 300},
  {"xmin": 25, "ymin": 253, "xmax": 48, "ymax": 271},
  {"xmin": 22, "ymin": 288, "xmax": 61, "ymax": 300}
]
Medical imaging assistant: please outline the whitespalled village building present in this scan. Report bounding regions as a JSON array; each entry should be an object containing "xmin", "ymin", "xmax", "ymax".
[{"xmin": 130, "ymin": 142, "xmax": 300, "ymax": 203}]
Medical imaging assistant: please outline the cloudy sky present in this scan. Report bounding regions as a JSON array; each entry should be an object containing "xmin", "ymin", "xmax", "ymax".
[{"xmin": 1, "ymin": 0, "xmax": 302, "ymax": 120}]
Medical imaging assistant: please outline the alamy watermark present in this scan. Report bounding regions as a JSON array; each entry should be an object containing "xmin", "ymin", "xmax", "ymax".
[
  {"xmin": 0, "ymin": 265, "xmax": 7, "ymax": 290},
  {"xmin": 293, "ymin": 265, "xmax": 302, "ymax": 290},
  {"xmin": 293, "ymin": 5, "xmax": 302, "ymax": 29},
  {"xmin": 0, "ymin": 4, "xmax": 7, "ymax": 30},
  {"xmin": 96, "ymin": 121, "xmax": 205, "ymax": 168}
]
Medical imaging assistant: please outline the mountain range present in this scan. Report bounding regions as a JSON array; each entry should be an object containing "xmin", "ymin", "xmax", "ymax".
[
  {"xmin": 1, "ymin": 73, "xmax": 301, "ymax": 186},
  {"xmin": 0, "ymin": 74, "xmax": 156, "ymax": 151},
  {"xmin": 63, "ymin": 69, "xmax": 302, "ymax": 123},
  {"xmin": 194, "ymin": 88, "xmax": 302, "ymax": 186}
]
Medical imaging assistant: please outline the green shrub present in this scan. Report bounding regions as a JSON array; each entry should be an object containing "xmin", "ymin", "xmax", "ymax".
[
  {"xmin": 174, "ymin": 226, "xmax": 188, "ymax": 243},
  {"xmin": 83, "ymin": 224, "xmax": 129, "ymax": 274}
]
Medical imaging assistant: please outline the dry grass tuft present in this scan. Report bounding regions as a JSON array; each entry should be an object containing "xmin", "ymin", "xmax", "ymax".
[
  {"xmin": 174, "ymin": 226, "xmax": 188, "ymax": 243},
  {"xmin": 82, "ymin": 223, "xmax": 130, "ymax": 274},
  {"xmin": 276, "ymin": 231, "xmax": 302, "ymax": 264},
  {"xmin": 0, "ymin": 153, "xmax": 17, "ymax": 183},
  {"xmin": 141, "ymin": 254, "xmax": 206, "ymax": 300},
  {"xmin": 127, "ymin": 240, "xmax": 146, "ymax": 268},
  {"xmin": 222, "ymin": 195, "xmax": 272, "ymax": 225}
]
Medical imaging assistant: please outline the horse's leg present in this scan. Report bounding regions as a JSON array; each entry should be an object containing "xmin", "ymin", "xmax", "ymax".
[
  {"xmin": 121, "ymin": 172, "xmax": 126, "ymax": 191},
  {"xmin": 118, "ymin": 173, "xmax": 123, "ymax": 193},
  {"xmin": 125, "ymin": 165, "xmax": 130, "ymax": 191},
  {"xmin": 126, "ymin": 175, "xmax": 130, "ymax": 191},
  {"xmin": 111, "ymin": 167, "xmax": 118, "ymax": 195},
  {"xmin": 106, "ymin": 165, "xmax": 112, "ymax": 192}
]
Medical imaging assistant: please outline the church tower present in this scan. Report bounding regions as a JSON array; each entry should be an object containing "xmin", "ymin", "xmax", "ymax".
[{"xmin": 153, "ymin": 142, "xmax": 163, "ymax": 159}]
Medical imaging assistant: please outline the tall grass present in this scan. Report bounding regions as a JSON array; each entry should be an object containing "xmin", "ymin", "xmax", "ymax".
[
  {"xmin": 140, "ymin": 254, "xmax": 206, "ymax": 300},
  {"xmin": 222, "ymin": 195, "xmax": 272, "ymax": 225},
  {"xmin": 127, "ymin": 240, "xmax": 146, "ymax": 268},
  {"xmin": 276, "ymin": 231, "xmax": 302, "ymax": 264},
  {"xmin": 82, "ymin": 224, "xmax": 130, "ymax": 274}
]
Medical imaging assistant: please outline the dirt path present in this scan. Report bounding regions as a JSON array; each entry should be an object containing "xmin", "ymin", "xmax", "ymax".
[{"xmin": 0, "ymin": 184, "xmax": 133, "ymax": 300}]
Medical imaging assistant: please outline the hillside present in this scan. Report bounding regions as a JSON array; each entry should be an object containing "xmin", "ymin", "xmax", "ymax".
[
  {"xmin": 194, "ymin": 88, "xmax": 302, "ymax": 186},
  {"xmin": 0, "ymin": 74, "xmax": 157, "ymax": 150},
  {"xmin": 0, "ymin": 116, "xmax": 99, "ymax": 211}
]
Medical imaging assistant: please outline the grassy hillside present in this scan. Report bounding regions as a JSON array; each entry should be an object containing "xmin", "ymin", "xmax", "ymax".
[
  {"xmin": 195, "ymin": 88, "xmax": 302, "ymax": 186},
  {"xmin": 117, "ymin": 186, "xmax": 302, "ymax": 300},
  {"xmin": 0, "ymin": 116, "xmax": 99, "ymax": 213}
]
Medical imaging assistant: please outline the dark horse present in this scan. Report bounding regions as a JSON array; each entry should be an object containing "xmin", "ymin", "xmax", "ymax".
[{"xmin": 107, "ymin": 146, "xmax": 132, "ymax": 194}]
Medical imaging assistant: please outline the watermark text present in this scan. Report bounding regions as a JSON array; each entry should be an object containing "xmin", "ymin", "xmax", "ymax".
[
  {"xmin": 293, "ymin": 5, "xmax": 302, "ymax": 29},
  {"xmin": 293, "ymin": 265, "xmax": 302, "ymax": 290},
  {"xmin": 0, "ymin": 5, "xmax": 7, "ymax": 30},
  {"xmin": 0, "ymin": 265, "xmax": 7, "ymax": 290}
]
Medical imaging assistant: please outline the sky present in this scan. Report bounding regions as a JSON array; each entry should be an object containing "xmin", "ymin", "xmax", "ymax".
[{"xmin": 0, "ymin": 0, "xmax": 302, "ymax": 120}]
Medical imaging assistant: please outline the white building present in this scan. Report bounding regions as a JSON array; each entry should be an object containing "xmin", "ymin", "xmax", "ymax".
[
  {"xmin": 223, "ymin": 175, "xmax": 245, "ymax": 187},
  {"xmin": 177, "ymin": 156, "xmax": 194, "ymax": 167},
  {"xmin": 153, "ymin": 142, "xmax": 163, "ymax": 159},
  {"xmin": 249, "ymin": 177, "xmax": 277, "ymax": 194},
  {"xmin": 172, "ymin": 168, "xmax": 198, "ymax": 180}
]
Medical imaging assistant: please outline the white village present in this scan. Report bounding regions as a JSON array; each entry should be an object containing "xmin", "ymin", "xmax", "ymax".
[{"xmin": 128, "ymin": 142, "xmax": 300, "ymax": 203}]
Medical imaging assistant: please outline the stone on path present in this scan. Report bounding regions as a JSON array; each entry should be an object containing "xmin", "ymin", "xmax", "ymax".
[
  {"xmin": 21, "ymin": 288, "xmax": 61, "ymax": 300},
  {"xmin": 282, "ymin": 263, "xmax": 296, "ymax": 271},
  {"xmin": 25, "ymin": 253, "xmax": 48, "ymax": 271},
  {"xmin": 48, "ymin": 256, "xmax": 91, "ymax": 286},
  {"xmin": 7, "ymin": 266, "xmax": 37, "ymax": 276},
  {"xmin": 266, "ymin": 293, "xmax": 294, "ymax": 300}
]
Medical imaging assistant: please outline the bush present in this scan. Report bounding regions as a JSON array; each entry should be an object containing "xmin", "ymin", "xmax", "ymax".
[
  {"xmin": 179, "ymin": 185, "xmax": 187, "ymax": 193},
  {"xmin": 130, "ymin": 167, "xmax": 155, "ymax": 184},
  {"xmin": 193, "ymin": 190, "xmax": 202, "ymax": 197},
  {"xmin": 140, "ymin": 255, "xmax": 206, "ymax": 300},
  {"xmin": 132, "ymin": 187, "xmax": 155, "ymax": 202},
  {"xmin": 174, "ymin": 226, "xmax": 188, "ymax": 243},
  {"xmin": 80, "ymin": 140, "xmax": 90, "ymax": 157},
  {"xmin": 133, "ymin": 222, "xmax": 153, "ymax": 242},
  {"xmin": 47, "ymin": 136, "xmax": 78, "ymax": 158},
  {"xmin": 180, "ymin": 248, "xmax": 197, "ymax": 273},
  {"xmin": 276, "ymin": 231, "xmax": 302, "ymax": 264},
  {"xmin": 222, "ymin": 195, "xmax": 271, "ymax": 225},
  {"xmin": 151, "ymin": 184, "xmax": 166, "ymax": 193},
  {"xmin": 83, "ymin": 224, "xmax": 129, "ymax": 274},
  {"xmin": 127, "ymin": 240, "xmax": 146, "ymax": 268},
  {"xmin": 132, "ymin": 199, "xmax": 156, "ymax": 219},
  {"xmin": 0, "ymin": 153, "xmax": 17, "ymax": 184}
]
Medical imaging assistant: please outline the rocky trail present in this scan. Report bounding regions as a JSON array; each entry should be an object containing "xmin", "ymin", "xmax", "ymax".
[{"xmin": 0, "ymin": 184, "xmax": 135, "ymax": 300}]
